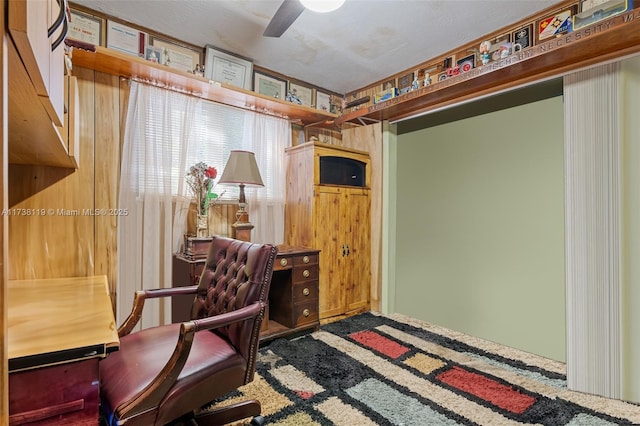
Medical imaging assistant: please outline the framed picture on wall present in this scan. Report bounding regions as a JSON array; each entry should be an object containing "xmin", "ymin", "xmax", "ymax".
[
  {"xmin": 288, "ymin": 81, "xmax": 314, "ymax": 107},
  {"xmin": 536, "ymin": 5, "xmax": 578, "ymax": 42},
  {"xmin": 315, "ymin": 90, "xmax": 331, "ymax": 111},
  {"xmin": 68, "ymin": 9, "xmax": 104, "ymax": 46},
  {"xmin": 106, "ymin": 19, "xmax": 146, "ymax": 57},
  {"xmin": 397, "ymin": 72, "xmax": 413, "ymax": 94},
  {"xmin": 512, "ymin": 23, "xmax": 533, "ymax": 49},
  {"xmin": 253, "ymin": 71, "xmax": 287, "ymax": 99},
  {"xmin": 144, "ymin": 45, "xmax": 163, "ymax": 64},
  {"xmin": 381, "ymin": 78, "xmax": 396, "ymax": 91},
  {"xmin": 204, "ymin": 45, "xmax": 253, "ymax": 89},
  {"xmin": 151, "ymin": 36, "xmax": 203, "ymax": 73}
]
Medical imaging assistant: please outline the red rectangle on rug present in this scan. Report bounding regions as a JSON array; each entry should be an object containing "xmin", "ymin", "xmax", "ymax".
[
  {"xmin": 349, "ymin": 330, "xmax": 410, "ymax": 359},
  {"xmin": 436, "ymin": 365, "xmax": 536, "ymax": 414}
]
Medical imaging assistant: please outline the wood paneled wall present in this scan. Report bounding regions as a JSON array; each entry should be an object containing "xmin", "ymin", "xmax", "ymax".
[{"xmin": 7, "ymin": 68, "xmax": 125, "ymax": 305}]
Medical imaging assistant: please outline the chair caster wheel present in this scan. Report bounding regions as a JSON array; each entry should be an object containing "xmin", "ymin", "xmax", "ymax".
[{"xmin": 250, "ymin": 415, "xmax": 265, "ymax": 425}]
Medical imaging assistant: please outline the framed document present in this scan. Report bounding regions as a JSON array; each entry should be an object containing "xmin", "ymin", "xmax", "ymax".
[
  {"xmin": 107, "ymin": 20, "xmax": 145, "ymax": 57},
  {"xmin": 253, "ymin": 71, "xmax": 287, "ymax": 99},
  {"xmin": 204, "ymin": 46, "xmax": 253, "ymax": 89},
  {"xmin": 288, "ymin": 81, "xmax": 314, "ymax": 107},
  {"xmin": 315, "ymin": 91, "xmax": 331, "ymax": 111},
  {"xmin": 68, "ymin": 9, "xmax": 104, "ymax": 45},
  {"xmin": 151, "ymin": 36, "xmax": 202, "ymax": 73}
]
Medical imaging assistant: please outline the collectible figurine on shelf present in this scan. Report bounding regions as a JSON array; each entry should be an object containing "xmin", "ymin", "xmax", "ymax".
[
  {"xmin": 193, "ymin": 64, "xmax": 205, "ymax": 77},
  {"xmin": 479, "ymin": 40, "xmax": 491, "ymax": 65},
  {"xmin": 423, "ymin": 72, "xmax": 432, "ymax": 86},
  {"xmin": 412, "ymin": 74, "xmax": 420, "ymax": 91}
]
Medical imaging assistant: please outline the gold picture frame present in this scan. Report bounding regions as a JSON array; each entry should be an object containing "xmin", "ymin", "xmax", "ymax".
[{"xmin": 151, "ymin": 36, "xmax": 203, "ymax": 73}]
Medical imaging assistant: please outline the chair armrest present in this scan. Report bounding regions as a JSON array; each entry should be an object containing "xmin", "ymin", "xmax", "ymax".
[
  {"xmin": 192, "ymin": 302, "xmax": 263, "ymax": 332},
  {"xmin": 118, "ymin": 285, "xmax": 199, "ymax": 337},
  {"xmin": 118, "ymin": 301, "xmax": 265, "ymax": 419}
]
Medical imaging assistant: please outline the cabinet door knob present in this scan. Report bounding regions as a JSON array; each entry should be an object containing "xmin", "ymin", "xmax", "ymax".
[
  {"xmin": 302, "ymin": 287, "xmax": 310, "ymax": 296},
  {"xmin": 302, "ymin": 255, "xmax": 310, "ymax": 263},
  {"xmin": 302, "ymin": 269, "xmax": 310, "ymax": 278},
  {"xmin": 280, "ymin": 258, "xmax": 288, "ymax": 267},
  {"xmin": 302, "ymin": 309, "xmax": 310, "ymax": 317}
]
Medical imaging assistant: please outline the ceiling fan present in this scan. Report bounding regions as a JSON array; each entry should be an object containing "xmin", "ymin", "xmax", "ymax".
[{"xmin": 263, "ymin": 0, "xmax": 346, "ymax": 37}]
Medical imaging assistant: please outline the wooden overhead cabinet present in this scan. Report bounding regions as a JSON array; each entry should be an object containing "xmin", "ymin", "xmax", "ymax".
[
  {"xmin": 7, "ymin": 0, "xmax": 77, "ymax": 168},
  {"xmin": 285, "ymin": 142, "xmax": 371, "ymax": 320}
]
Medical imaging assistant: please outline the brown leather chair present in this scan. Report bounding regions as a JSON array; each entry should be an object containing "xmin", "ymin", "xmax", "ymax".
[{"xmin": 99, "ymin": 237, "xmax": 278, "ymax": 425}]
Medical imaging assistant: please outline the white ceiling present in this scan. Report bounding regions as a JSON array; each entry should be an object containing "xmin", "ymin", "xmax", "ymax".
[{"xmin": 71, "ymin": 0, "xmax": 561, "ymax": 94}]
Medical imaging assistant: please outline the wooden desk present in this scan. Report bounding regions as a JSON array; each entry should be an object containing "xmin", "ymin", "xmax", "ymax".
[
  {"xmin": 172, "ymin": 245, "xmax": 321, "ymax": 342},
  {"xmin": 8, "ymin": 275, "xmax": 120, "ymax": 425}
]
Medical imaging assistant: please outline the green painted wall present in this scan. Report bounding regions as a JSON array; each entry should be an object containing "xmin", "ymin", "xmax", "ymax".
[{"xmin": 395, "ymin": 95, "xmax": 566, "ymax": 362}]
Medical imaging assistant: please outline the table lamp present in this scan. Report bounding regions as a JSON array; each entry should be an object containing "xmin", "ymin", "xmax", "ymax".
[{"xmin": 218, "ymin": 150, "xmax": 264, "ymax": 241}]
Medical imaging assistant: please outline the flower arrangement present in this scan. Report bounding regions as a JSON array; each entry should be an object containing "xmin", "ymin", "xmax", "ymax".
[{"xmin": 186, "ymin": 161, "xmax": 218, "ymax": 216}]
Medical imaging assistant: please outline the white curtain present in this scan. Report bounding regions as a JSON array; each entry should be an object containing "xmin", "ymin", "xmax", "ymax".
[
  {"xmin": 241, "ymin": 112, "xmax": 290, "ymax": 245},
  {"xmin": 118, "ymin": 82, "xmax": 290, "ymax": 328},
  {"xmin": 117, "ymin": 82, "xmax": 200, "ymax": 328}
]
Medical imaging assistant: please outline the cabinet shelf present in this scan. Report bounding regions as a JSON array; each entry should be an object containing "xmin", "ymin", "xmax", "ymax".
[
  {"xmin": 337, "ymin": 10, "xmax": 640, "ymax": 125},
  {"xmin": 71, "ymin": 45, "xmax": 338, "ymax": 127}
]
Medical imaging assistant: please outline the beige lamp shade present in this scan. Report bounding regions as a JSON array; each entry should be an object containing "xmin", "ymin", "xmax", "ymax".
[{"xmin": 218, "ymin": 150, "xmax": 264, "ymax": 187}]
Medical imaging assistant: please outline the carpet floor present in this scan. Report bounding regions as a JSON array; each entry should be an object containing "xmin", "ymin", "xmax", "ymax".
[{"xmin": 211, "ymin": 312, "xmax": 640, "ymax": 425}]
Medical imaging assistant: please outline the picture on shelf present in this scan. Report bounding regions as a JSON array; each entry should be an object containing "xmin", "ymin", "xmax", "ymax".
[
  {"xmin": 144, "ymin": 45, "xmax": 163, "ymax": 64},
  {"xmin": 536, "ymin": 6, "xmax": 578, "ymax": 42},
  {"xmin": 253, "ymin": 71, "xmax": 287, "ymax": 99},
  {"xmin": 287, "ymin": 82, "xmax": 314, "ymax": 107},
  {"xmin": 512, "ymin": 24, "xmax": 533, "ymax": 49},
  {"xmin": 204, "ymin": 45, "xmax": 253, "ymax": 89},
  {"xmin": 315, "ymin": 91, "xmax": 332, "ymax": 111},
  {"xmin": 397, "ymin": 72, "xmax": 413, "ymax": 95},
  {"xmin": 68, "ymin": 9, "xmax": 104, "ymax": 46},
  {"xmin": 151, "ymin": 37, "xmax": 203, "ymax": 73}
]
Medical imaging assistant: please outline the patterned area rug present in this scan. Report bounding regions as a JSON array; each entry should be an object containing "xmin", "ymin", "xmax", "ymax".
[{"xmin": 211, "ymin": 312, "xmax": 640, "ymax": 425}]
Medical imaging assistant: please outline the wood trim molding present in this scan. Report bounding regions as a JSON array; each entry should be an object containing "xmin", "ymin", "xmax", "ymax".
[{"xmin": 337, "ymin": 9, "xmax": 640, "ymax": 125}]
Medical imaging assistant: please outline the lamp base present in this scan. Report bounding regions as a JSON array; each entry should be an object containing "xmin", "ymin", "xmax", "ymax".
[
  {"xmin": 232, "ymin": 207, "xmax": 253, "ymax": 242},
  {"xmin": 232, "ymin": 222, "xmax": 254, "ymax": 242}
]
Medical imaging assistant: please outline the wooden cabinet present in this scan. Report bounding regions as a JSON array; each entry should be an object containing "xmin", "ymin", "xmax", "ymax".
[
  {"xmin": 285, "ymin": 142, "xmax": 371, "ymax": 320},
  {"xmin": 7, "ymin": 0, "xmax": 76, "ymax": 169},
  {"xmin": 9, "ymin": 0, "xmax": 66, "ymax": 126}
]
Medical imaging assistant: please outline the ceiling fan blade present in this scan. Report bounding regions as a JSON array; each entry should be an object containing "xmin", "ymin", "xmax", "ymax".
[{"xmin": 263, "ymin": 0, "xmax": 305, "ymax": 37}]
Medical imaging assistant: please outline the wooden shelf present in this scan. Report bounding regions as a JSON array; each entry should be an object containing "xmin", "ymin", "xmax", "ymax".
[
  {"xmin": 337, "ymin": 10, "xmax": 640, "ymax": 125},
  {"xmin": 71, "ymin": 45, "xmax": 338, "ymax": 127}
]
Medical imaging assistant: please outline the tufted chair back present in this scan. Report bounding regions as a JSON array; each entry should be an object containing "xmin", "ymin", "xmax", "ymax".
[{"xmin": 191, "ymin": 236, "xmax": 277, "ymax": 372}]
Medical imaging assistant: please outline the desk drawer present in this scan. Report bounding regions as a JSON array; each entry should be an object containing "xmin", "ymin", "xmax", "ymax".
[
  {"xmin": 9, "ymin": 358, "xmax": 99, "ymax": 425},
  {"xmin": 292, "ymin": 281, "xmax": 319, "ymax": 303},
  {"xmin": 294, "ymin": 253, "xmax": 318, "ymax": 266},
  {"xmin": 293, "ymin": 299, "xmax": 319, "ymax": 327},
  {"xmin": 274, "ymin": 255, "xmax": 293, "ymax": 271},
  {"xmin": 292, "ymin": 265, "xmax": 318, "ymax": 283}
]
